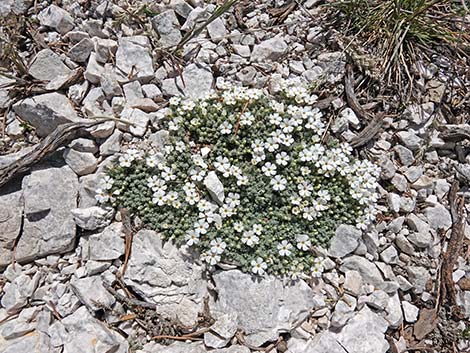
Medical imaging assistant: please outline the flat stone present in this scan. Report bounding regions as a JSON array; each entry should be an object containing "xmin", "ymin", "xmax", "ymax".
[
  {"xmin": 71, "ymin": 206, "xmax": 114, "ymax": 231},
  {"xmin": 396, "ymin": 131, "xmax": 422, "ymax": 151},
  {"xmin": 384, "ymin": 292, "xmax": 403, "ymax": 328},
  {"xmin": 70, "ymin": 275, "xmax": 115, "ymax": 311},
  {"xmin": 423, "ymin": 204, "xmax": 451, "ymax": 230},
  {"xmin": 204, "ymin": 312, "xmax": 238, "ymax": 348},
  {"xmin": 84, "ymin": 52, "xmax": 105, "ymax": 85},
  {"xmin": 251, "ymin": 37, "xmax": 288, "ymax": 62},
  {"xmin": 161, "ymin": 63, "xmax": 214, "ymax": 99},
  {"xmin": 93, "ymin": 38, "xmax": 118, "ymax": 63},
  {"xmin": 340, "ymin": 256, "xmax": 384, "ymax": 289},
  {"xmin": 38, "ymin": 4, "xmax": 74, "ymax": 34},
  {"xmin": 57, "ymin": 306, "xmax": 128, "ymax": 352},
  {"xmin": 0, "ymin": 184, "xmax": 23, "ymax": 267},
  {"xmin": 13, "ymin": 92, "xmax": 80, "ymax": 137},
  {"xmin": 394, "ymin": 145, "xmax": 414, "ymax": 166},
  {"xmin": 402, "ymin": 301, "xmax": 419, "ymax": 322},
  {"xmin": 69, "ymin": 138, "xmax": 98, "ymax": 153},
  {"xmin": 15, "ymin": 165, "xmax": 78, "ymax": 263},
  {"xmin": 151, "ymin": 10, "xmax": 182, "ymax": 47},
  {"xmin": 207, "ymin": 18, "xmax": 227, "ymax": 42},
  {"xmin": 116, "ymin": 36, "xmax": 154, "ymax": 82},
  {"xmin": 380, "ymin": 245, "xmax": 398, "ymax": 264},
  {"xmin": 295, "ymin": 307, "xmax": 389, "ymax": 353},
  {"xmin": 63, "ymin": 148, "xmax": 98, "ymax": 176},
  {"xmin": 123, "ymin": 230, "xmax": 208, "ymax": 327},
  {"xmin": 1, "ymin": 274, "xmax": 39, "ymax": 312},
  {"xmin": 68, "ymin": 38, "xmax": 93, "ymax": 63},
  {"xmin": 28, "ymin": 49, "xmax": 71, "ymax": 81},
  {"xmin": 406, "ymin": 266, "xmax": 431, "ymax": 294},
  {"xmin": 329, "ymin": 225, "xmax": 361, "ymax": 258},
  {"xmin": 212, "ymin": 270, "xmax": 316, "ymax": 347},
  {"xmin": 100, "ymin": 129, "xmax": 122, "ymax": 156},
  {"xmin": 343, "ymin": 270, "xmax": 363, "ymax": 296},
  {"xmin": 204, "ymin": 171, "xmax": 225, "ymax": 205},
  {"xmin": 88, "ymin": 222, "xmax": 125, "ymax": 261},
  {"xmin": 117, "ymin": 107, "xmax": 149, "ymax": 137}
]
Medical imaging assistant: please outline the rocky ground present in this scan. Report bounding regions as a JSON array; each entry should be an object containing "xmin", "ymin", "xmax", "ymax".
[{"xmin": 0, "ymin": 0, "xmax": 469, "ymax": 353}]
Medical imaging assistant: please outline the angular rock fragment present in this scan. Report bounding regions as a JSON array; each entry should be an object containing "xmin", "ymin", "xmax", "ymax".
[
  {"xmin": 15, "ymin": 165, "xmax": 78, "ymax": 263},
  {"xmin": 151, "ymin": 10, "xmax": 182, "ymax": 47},
  {"xmin": 13, "ymin": 92, "xmax": 81, "ymax": 137},
  {"xmin": 28, "ymin": 49, "xmax": 71, "ymax": 81},
  {"xmin": 38, "ymin": 4, "xmax": 74, "ymax": 34},
  {"xmin": 116, "ymin": 36, "xmax": 154, "ymax": 82}
]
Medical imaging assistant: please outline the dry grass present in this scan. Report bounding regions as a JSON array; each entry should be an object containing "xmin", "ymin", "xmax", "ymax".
[{"xmin": 328, "ymin": 0, "xmax": 470, "ymax": 90}]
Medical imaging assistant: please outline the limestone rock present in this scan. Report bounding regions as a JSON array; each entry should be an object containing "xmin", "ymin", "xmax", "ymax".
[
  {"xmin": 63, "ymin": 148, "xmax": 98, "ymax": 176},
  {"xmin": 204, "ymin": 171, "xmax": 225, "ymax": 205},
  {"xmin": 15, "ymin": 165, "xmax": 78, "ymax": 263},
  {"xmin": 123, "ymin": 230, "xmax": 208, "ymax": 327},
  {"xmin": 116, "ymin": 36, "xmax": 154, "ymax": 82},
  {"xmin": 70, "ymin": 276, "xmax": 115, "ymax": 311},
  {"xmin": 161, "ymin": 63, "xmax": 214, "ymax": 99},
  {"xmin": 0, "ymin": 184, "xmax": 23, "ymax": 267},
  {"xmin": 13, "ymin": 92, "xmax": 80, "ymax": 137},
  {"xmin": 28, "ymin": 49, "xmax": 71, "ymax": 81},
  {"xmin": 212, "ymin": 270, "xmax": 316, "ymax": 347},
  {"xmin": 151, "ymin": 10, "xmax": 182, "ymax": 47},
  {"xmin": 328, "ymin": 225, "xmax": 361, "ymax": 258},
  {"xmin": 71, "ymin": 206, "xmax": 114, "ymax": 231},
  {"xmin": 38, "ymin": 5, "xmax": 74, "ymax": 34},
  {"xmin": 251, "ymin": 37, "xmax": 288, "ymax": 62},
  {"xmin": 88, "ymin": 222, "xmax": 125, "ymax": 261}
]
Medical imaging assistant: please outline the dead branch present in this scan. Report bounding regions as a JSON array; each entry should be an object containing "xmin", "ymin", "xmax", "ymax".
[
  {"xmin": 349, "ymin": 112, "xmax": 385, "ymax": 148},
  {"xmin": 0, "ymin": 121, "xmax": 106, "ymax": 188},
  {"xmin": 440, "ymin": 179, "xmax": 466, "ymax": 307},
  {"xmin": 345, "ymin": 63, "xmax": 370, "ymax": 120}
]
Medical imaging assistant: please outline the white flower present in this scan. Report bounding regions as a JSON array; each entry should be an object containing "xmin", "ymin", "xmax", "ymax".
[
  {"xmin": 264, "ymin": 137, "xmax": 279, "ymax": 152},
  {"xmin": 185, "ymin": 192, "xmax": 200, "ymax": 205},
  {"xmin": 194, "ymin": 220, "xmax": 210, "ymax": 235},
  {"xmin": 152, "ymin": 189, "xmax": 167, "ymax": 206},
  {"xmin": 214, "ymin": 156, "xmax": 231, "ymax": 175},
  {"xmin": 270, "ymin": 175, "xmax": 287, "ymax": 191},
  {"xmin": 118, "ymin": 154, "xmax": 133, "ymax": 167},
  {"xmin": 226, "ymin": 193, "xmax": 240, "ymax": 207},
  {"xmin": 241, "ymin": 231, "xmax": 259, "ymax": 247},
  {"xmin": 262, "ymin": 162, "xmax": 277, "ymax": 177},
  {"xmin": 185, "ymin": 230, "xmax": 200, "ymax": 246},
  {"xmin": 277, "ymin": 240, "xmax": 293, "ymax": 256},
  {"xmin": 275, "ymin": 152, "xmax": 290, "ymax": 166},
  {"xmin": 311, "ymin": 266, "xmax": 323, "ymax": 277},
  {"xmin": 146, "ymin": 154, "xmax": 161, "ymax": 168},
  {"xmin": 169, "ymin": 96, "xmax": 181, "ymax": 106},
  {"xmin": 147, "ymin": 176, "xmax": 166, "ymax": 191},
  {"xmin": 219, "ymin": 121, "xmax": 232, "ymax": 134},
  {"xmin": 210, "ymin": 238, "xmax": 227, "ymax": 254},
  {"xmin": 279, "ymin": 134, "xmax": 294, "ymax": 146},
  {"xmin": 190, "ymin": 167, "xmax": 206, "ymax": 182},
  {"xmin": 240, "ymin": 112, "xmax": 255, "ymax": 126},
  {"xmin": 298, "ymin": 182, "xmax": 313, "ymax": 198},
  {"xmin": 251, "ymin": 139, "xmax": 265, "ymax": 154},
  {"xmin": 95, "ymin": 188, "xmax": 110, "ymax": 203},
  {"xmin": 251, "ymin": 257, "xmax": 267, "ymax": 275},
  {"xmin": 290, "ymin": 195, "xmax": 302, "ymax": 205},
  {"xmin": 220, "ymin": 204, "xmax": 235, "ymax": 218},
  {"xmin": 252, "ymin": 224, "xmax": 263, "ymax": 235},
  {"xmin": 206, "ymin": 252, "xmax": 221, "ymax": 265},
  {"xmin": 236, "ymin": 174, "xmax": 249, "ymax": 186},
  {"xmin": 300, "ymin": 167, "xmax": 310, "ymax": 175},
  {"xmin": 161, "ymin": 167, "xmax": 176, "ymax": 181},
  {"xmin": 233, "ymin": 222, "xmax": 244, "ymax": 232},
  {"xmin": 197, "ymin": 199, "xmax": 212, "ymax": 212},
  {"xmin": 268, "ymin": 113, "xmax": 282, "ymax": 126},
  {"xmin": 99, "ymin": 176, "xmax": 114, "ymax": 190},
  {"xmin": 302, "ymin": 206, "xmax": 317, "ymax": 221},
  {"xmin": 296, "ymin": 234, "xmax": 311, "ymax": 251}
]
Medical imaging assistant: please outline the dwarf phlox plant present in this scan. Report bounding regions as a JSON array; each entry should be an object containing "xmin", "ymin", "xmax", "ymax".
[{"xmin": 96, "ymin": 79, "xmax": 380, "ymax": 277}]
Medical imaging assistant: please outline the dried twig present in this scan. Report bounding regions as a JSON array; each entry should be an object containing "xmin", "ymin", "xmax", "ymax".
[
  {"xmin": 349, "ymin": 112, "xmax": 385, "ymax": 148},
  {"xmin": 345, "ymin": 63, "xmax": 370, "ymax": 120},
  {"xmin": 440, "ymin": 179, "xmax": 466, "ymax": 307},
  {"xmin": 103, "ymin": 281, "xmax": 157, "ymax": 310},
  {"xmin": 119, "ymin": 207, "xmax": 133, "ymax": 278}
]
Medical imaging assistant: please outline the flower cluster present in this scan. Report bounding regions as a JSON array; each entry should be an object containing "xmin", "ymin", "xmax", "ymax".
[{"xmin": 98, "ymin": 80, "xmax": 380, "ymax": 277}]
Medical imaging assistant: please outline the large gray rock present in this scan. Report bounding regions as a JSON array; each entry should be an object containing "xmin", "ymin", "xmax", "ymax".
[
  {"xmin": 212, "ymin": 270, "xmax": 316, "ymax": 347},
  {"xmin": 13, "ymin": 92, "xmax": 81, "ymax": 137},
  {"xmin": 88, "ymin": 222, "xmax": 125, "ymax": 261},
  {"xmin": 161, "ymin": 63, "xmax": 213, "ymax": 99},
  {"xmin": 38, "ymin": 4, "xmax": 74, "ymax": 34},
  {"xmin": 328, "ymin": 225, "xmax": 361, "ymax": 258},
  {"xmin": 63, "ymin": 148, "xmax": 98, "ymax": 176},
  {"xmin": 1, "ymin": 273, "xmax": 40, "ymax": 312},
  {"xmin": 0, "ymin": 184, "xmax": 23, "ymax": 267},
  {"xmin": 340, "ymin": 256, "xmax": 384, "ymax": 289},
  {"xmin": 15, "ymin": 165, "xmax": 78, "ymax": 263},
  {"xmin": 137, "ymin": 342, "xmax": 249, "ymax": 353},
  {"xmin": 70, "ymin": 276, "xmax": 115, "ymax": 311},
  {"xmin": 251, "ymin": 37, "xmax": 288, "ymax": 62},
  {"xmin": 28, "ymin": 49, "xmax": 72, "ymax": 81},
  {"xmin": 151, "ymin": 10, "xmax": 182, "ymax": 47},
  {"xmin": 423, "ymin": 204, "xmax": 452, "ymax": 230},
  {"xmin": 116, "ymin": 36, "xmax": 154, "ymax": 82},
  {"xmin": 53, "ymin": 306, "xmax": 128, "ymax": 353},
  {"xmin": 288, "ymin": 307, "xmax": 389, "ymax": 353},
  {"xmin": 123, "ymin": 230, "xmax": 208, "ymax": 327},
  {"xmin": 71, "ymin": 206, "xmax": 114, "ymax": 231}
]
